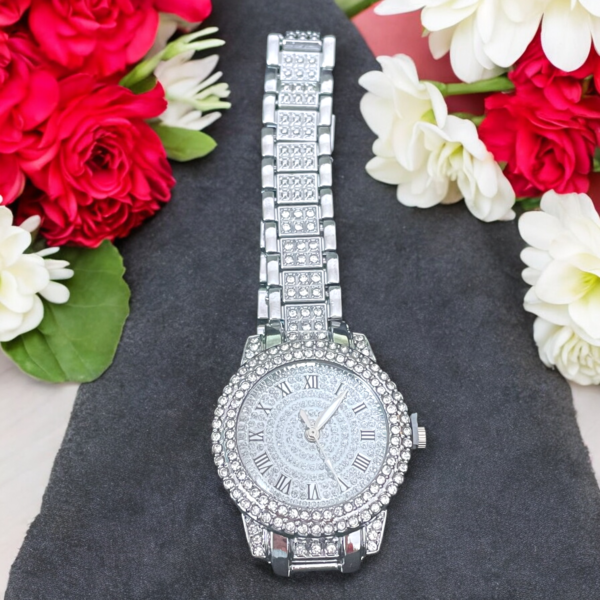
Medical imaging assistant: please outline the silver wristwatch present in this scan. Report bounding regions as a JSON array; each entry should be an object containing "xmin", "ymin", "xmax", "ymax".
[{"xmin": 212, "ymin": 31, "xmax": 427, "ymax": 576}]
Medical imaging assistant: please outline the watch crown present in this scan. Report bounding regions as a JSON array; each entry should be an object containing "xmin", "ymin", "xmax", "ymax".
[
  {"xmin": 417, "ymin": 426, "xmax": 427, "ymax": 449},
  {"xmin": 410, "ymin": 413, "xmax": 426, "ymax": 450}
]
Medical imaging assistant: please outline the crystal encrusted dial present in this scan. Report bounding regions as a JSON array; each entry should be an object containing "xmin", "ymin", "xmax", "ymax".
[{"xmin": 212, "ymin": 339, "xmax": 412, "ymax": 537}]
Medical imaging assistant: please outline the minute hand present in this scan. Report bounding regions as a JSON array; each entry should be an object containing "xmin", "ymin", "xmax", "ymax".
[{"xmin": 314, "ymin": 389, "xmax": 347, "ymax": 432}]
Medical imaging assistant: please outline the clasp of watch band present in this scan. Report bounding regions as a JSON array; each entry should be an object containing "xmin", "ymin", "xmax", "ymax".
[{"xmin": 259, "ymin": 31, "xmax": 349, "ymax": 348}]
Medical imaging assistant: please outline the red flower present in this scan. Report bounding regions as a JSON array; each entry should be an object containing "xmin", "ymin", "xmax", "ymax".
[
  {"xmin": 509, "ymin": 33, "xmax": 596, "ymax": 111},
  {"xmin": 28, "ymin": 0, "xmax": 159, "ymax": 78},
  {"xmin": 0, "ymin": 0, "xmax": 30, "ymax": 26},
  {"xmin": 153, "ymin": 0, "xmax": 211, "ymax": 22},
  {"xmin": 0, "ymin": 30, "xmax": 58, "ymax": 204},
  {"xmin": 18, "ymin": 75, "xmax": 175, "ymax": 247},
  {"xmin": 480, "ymin": 88, "xmax": 600, "ymax": 198}
]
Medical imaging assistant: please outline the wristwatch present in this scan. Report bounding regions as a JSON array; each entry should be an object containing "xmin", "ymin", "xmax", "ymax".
[{"xmin": 212, "ymin": 31, "xmax": 427, "ymax": 576}]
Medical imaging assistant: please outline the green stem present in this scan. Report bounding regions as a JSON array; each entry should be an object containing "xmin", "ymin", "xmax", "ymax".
[
  {"xmin": 427, "ymin": 76, "xmax": 514, "ymax": 97},
  {"xmin": 452, "ymin": 112, "xmax": 485, "ymax": 126},
  {"xmin": 517, "ymin": 196, "xmax": 541, "ymax": 211},
  {"xmin": 334, "ymin": 0, "xmax": 379, "ymax": 18}
]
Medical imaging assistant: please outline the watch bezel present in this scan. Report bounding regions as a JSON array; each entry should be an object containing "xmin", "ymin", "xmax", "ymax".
[{"xmin": 212, "ymin": 338, "xmax": 412, "ymax": 537}]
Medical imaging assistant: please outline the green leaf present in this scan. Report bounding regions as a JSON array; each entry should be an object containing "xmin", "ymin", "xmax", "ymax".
[
  {"xmin": 2, "ymin": 241, "xmax": 130, "ymax": 383},
  {"xmin": 334, "ymin": 0, "xmax": 379, "ymax": 17},
  {"xmin": 129, "ymin": 75, "xmax": 158, "ymax": 95},
  {"xmin": 517, "ymin": 196, "xmax": 542, "ymax": 211},
  {"xmin": 151, "ymin": 123, "xmax": 217, "ymax": 161}
]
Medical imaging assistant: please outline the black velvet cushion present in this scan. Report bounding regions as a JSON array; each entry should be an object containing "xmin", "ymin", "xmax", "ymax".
[{"xmin": 7, "ymin": 0, "xmax": 600, "ymax": 598}]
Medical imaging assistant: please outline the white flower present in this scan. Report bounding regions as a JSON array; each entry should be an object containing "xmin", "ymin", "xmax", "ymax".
[
  {"xmin": 360, "ymin": 55, "xmax": 515, "ymax": 222},
  {"xmin": 154, "ymin": 51, "xmax": 230, "ymax": 131},
  {"xmin": 519, "ymin": 190, "xmax": 600, "ymax": 384},
  {"xmin": 0, "ymin": 205, "xmax": 73, "ymax": 343},
  {"xmin": 146, "ymin": 13, "xmax": 200, "ymax": 58},
  {"xmin": 534, "ymin": 319, "xmax": 600, "ymax": 385},
  {"xmin": 376, "ymin": 0, "xmax": 600, "ymax": 81}
]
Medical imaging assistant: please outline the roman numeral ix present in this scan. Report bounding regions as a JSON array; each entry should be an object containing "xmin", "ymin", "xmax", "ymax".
[
  {"xmin": 255, "ymin": 402, "xmax": 272, "ymax": 415},
  {"xmin": 248, "ymin": 430, "xmax": 264, "ymax": 442}
]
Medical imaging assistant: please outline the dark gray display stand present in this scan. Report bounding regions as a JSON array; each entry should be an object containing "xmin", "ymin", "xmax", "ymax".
[{"xmin": 7, "ymin": 0, "xmax": 600, "ymax": 598}]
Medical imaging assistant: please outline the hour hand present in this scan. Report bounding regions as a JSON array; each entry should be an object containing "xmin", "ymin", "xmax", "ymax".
[{"xmin": 299, "ymin": 409, "xmax": 313, "ymax": 429}]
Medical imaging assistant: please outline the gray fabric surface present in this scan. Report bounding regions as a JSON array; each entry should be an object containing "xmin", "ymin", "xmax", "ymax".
[{"xmin": 7, "ymin": 0, "xmax": 600, "ymax": 598}]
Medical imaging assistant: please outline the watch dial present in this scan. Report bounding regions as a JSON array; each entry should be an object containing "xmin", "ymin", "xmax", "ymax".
[{"xmin": 236, "ymin": 361, "xmax": 389, "ymax": 509}]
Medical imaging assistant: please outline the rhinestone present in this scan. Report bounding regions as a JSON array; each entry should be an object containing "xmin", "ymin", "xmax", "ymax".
[
  {"xmin": 367, "ymin": 541, "xmax": 378, "ymax": 553},
  {"xmin": 226, "ymin": 440, "xmax": 235, "ymax": 450},
  {"xmin": 336, "ymin": 520, "xmax": 347, "ymax": 532},
  {"xmin": 354, "ymin": 497, "xmax": 363, "ymax": 507},
  {"xmin": 401, "ymin": 451, "xmax": 411, "ymax": 461},
  {"xmin": 388, "ymin": 484, "xmax": 398, "ymax": 495},
  {"xmin": 393, "ymin": 473, "xmax": 405, "ymax": 484},
  {"xmin": 326, "ymin": 543, "xmax": 337, "ymax": 556},
  {"xmin": 300, "ymin": 510, "xmax": 310, "ymax": 520},
  {"xmin": 399, "ymin": 463, "xmax": 408, "ymax": 472},
  {"xmin": 260, "ymin": 512, "xmax": 272, "ymax": 524},
  {"xmin": 344, "ymin": 503, "xmax": 353, "ymax": 513},
  {"xmin": 273, "ymin": 517, "xmax": 283, "ymax": 529},
  {"xmin": 285, "ymin": 521, "xmax": 296, "ymax": 533},
  {"xmin": 360, "ymin": 511, "xmax": 371, "ymax": 522},
  {"xmin": 311, "ymin": 524, "xmax": 322, "ymax": 536},
  {"xmin": 251, "ymin": 505, "xmax": 260, "ymax": 516},
  {"xmin": 253, "ymin": 545, "xmax": 266, "ymax": 558},
  {"xmin": 214, "ymin": 456, "xmax": 225, "ymax": 467},
  {"xmin": 312, "ymin": 511, "xmax": 322, "ymax": 521},
  {"xmin": 380, "ymin": 494, "xmax": 390, "ymax": 506},
  {"xmin": 258, "ymin": 495, "xmax": 268, "ymax": 506},
  {"xmin": 295, "ymin": 543, "xmax": 307, "ymax": 557},
  {"xmin": 324, "ymin": 524, "xmax": 334, "ymax": 535},
  {"xmin": 368, "ymin": 531, "xmax": 378, "ymax": 541},
  {"xmin": 240, "ymin": 499, "xmax": 251, "ymax": 510},
  {"xmin": 211, "ymin": 432, "xmax": 221, "ymax": 442},
  {"xmin": 334, "ymin": 506, "xmax": 343, "ymax": 517},
  {"xmin": 252, "ymin": 534, "xmax": 263, "ymax": 545},
  {"xmin": 403, "ymin": 438, "xmax": 412, "ymax": 447},
  {"xmin": 297, "ymin": 524, "xmax": 308, "ymax": 535},
  {"xmin": 226, "ymin": 419, "xmax": 235, "ymax": 429},
  {"xmin": 382, "ymin": 466, "xmax": 391, "ymax": 475},
  {"xmin": 348, "ymin": 517, "xmax": 359, "ymax": 528},
  {"xmin": 373, "ymin": 520, "xmax": 383, "ymax": 531},
  {"xmin": 370, "ymin": 502, "xmax": 382, "ymax": 514},
  {"xmin": 310, "ymin": 543, "xmax": 322, "ymax": 556},
  {"xmin": 243, "ymin": 480, "xmax": 253, "ymax": 490},
  {"xmin": 323, "ymin": 510, "xmax": 332, "ymax": 520},
  {"xmin": 289, "ymin": 508, "xmax": 299, "ymax": 519}
]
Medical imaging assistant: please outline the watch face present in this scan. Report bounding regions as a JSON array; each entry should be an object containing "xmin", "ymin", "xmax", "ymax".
[
  {"xmin": 212, "ymin": 338, "xmax": 412, "ymax": 537},
  {"xmin": 236, "ymin": 361, "xmax": 388, "ymax": 509}
]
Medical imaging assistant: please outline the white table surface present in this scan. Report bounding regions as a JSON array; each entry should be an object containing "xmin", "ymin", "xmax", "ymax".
[{"xmin": 1, "ymin": 351, "xmax": 599, "ymax": 597}]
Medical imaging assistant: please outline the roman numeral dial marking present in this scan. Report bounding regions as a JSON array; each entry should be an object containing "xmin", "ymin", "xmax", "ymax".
[
  {"xmin": 307, "ymin": 483, "xmax": 320, "ymax": 500},
  {"xmin": 248, "ymin": 430, "xmax": 264, "ymax": 442},
  {"xmin": 352, "ymin": 453, "xmax": 371, "ymax": 473},
  {"xmin": 274, "ymin": 474, "xmax": 292, "ymax": 494},
  {"xmin": 352, "ymin": 402, "xmax": 367, "ymax": 414},
  {"xmin": 304, "ymin": 375, "xmax": 318, "ymax": 389},
  {"xmin": 253, "ymin": 452, "xmax": 273, "ymax": 475},
  {"xmin": 360, "ymin": 429, "xmax": 375, "ymax": 441},
  {"xmin": 276, "ymin": 381, "xmax": 293, "ymax": 396}
]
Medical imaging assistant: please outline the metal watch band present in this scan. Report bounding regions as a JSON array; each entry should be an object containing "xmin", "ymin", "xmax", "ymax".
[{"xmin": 258, "ymin": 31, "xmax": 346, "ymax": 347}]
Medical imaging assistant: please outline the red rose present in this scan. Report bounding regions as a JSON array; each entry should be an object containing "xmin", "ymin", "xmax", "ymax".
[
  {"xmin": 480, "ymin": 88, "xmax": 600, "ymax": 197},
  {"xmin": 18, "ymin": 75, "xmax": 174, "ymax": 247},
  {"xmin": 28, "ymin": 0, "xmax": 159, "ymax": 78},
  {"xmin": 0, "ymin": 0, "xmax": 30, "ymax": 26},
  {"xmin": 153, "ymin": 0, "xmax": 211, "ymax": 22},
  {"xmin": 0, "ymin": 30, "xmax": 58, "ymax": 204},
  {"xmin": 510, "ymin": 33, "xmax": 595, "ymax": 110}
]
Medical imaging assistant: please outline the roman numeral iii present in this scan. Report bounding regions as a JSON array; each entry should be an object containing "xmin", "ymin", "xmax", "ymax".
[
  {"xmin": 304, "ymin": 375, "xmax": 318, "ymax": 389},
  {"xmin": 360, "ymin": 429, "xmax": 375, "ymax": 441},
  {"xmin": 253, "ymin": 452, "xmax": 273, "ymax": 475},
  {"xmin": 274, "ymin": 474, "xmax": 292, "ymax": 494},
  {"xmin": 276, "ymin": 381, "xmax": 293, "ymax": 396},
  {"xmin": 248, "ymin": 430, "xmax": 264, "ymax": 442},
  {"xmin": 352, "ymin": 453, "xmax": 371, "ymax": 472}
]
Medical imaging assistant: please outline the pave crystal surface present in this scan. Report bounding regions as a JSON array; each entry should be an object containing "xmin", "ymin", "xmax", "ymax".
[
  {"xmin": 284, "ymin": 304, "xmax": 327, "ymax": 333},
  {"xmin": 280, "ymin": 51, "xmax": 321, "ymax": 81},
  {"xmin": 280, "ymin": 237, "xmax": 322, "ymax": 268},
  {"xmin": 279, "ymin": 82, "xmax": 319, "ymax": 107},
  {"xmin": 276, "ymin": 174, "xmax": 318, "ymax": 204},
  {"xmin": 276, "ymin": 143, "xmax": 317, "ymax": 171},
  {"xmin": 278, "ymin": 205, "xmax": 319, "ymax": 236},
  {"xmin": 282, "ymin": 270, "xmax": 325, "ymax": 302},
  {"xmin": 277, "ymin": 110, "xmax": 317, "ymax": 141}
]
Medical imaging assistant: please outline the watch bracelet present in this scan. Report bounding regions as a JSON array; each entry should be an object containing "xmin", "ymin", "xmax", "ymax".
[{"xmin": 258, "ymin": 31, "xmax": 349, "ymax": 348}]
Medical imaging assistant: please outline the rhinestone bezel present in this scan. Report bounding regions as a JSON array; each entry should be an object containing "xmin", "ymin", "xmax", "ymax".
[{"xmin": 213, "ymin": 338, "xmax": 411, "ymax": 537}]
